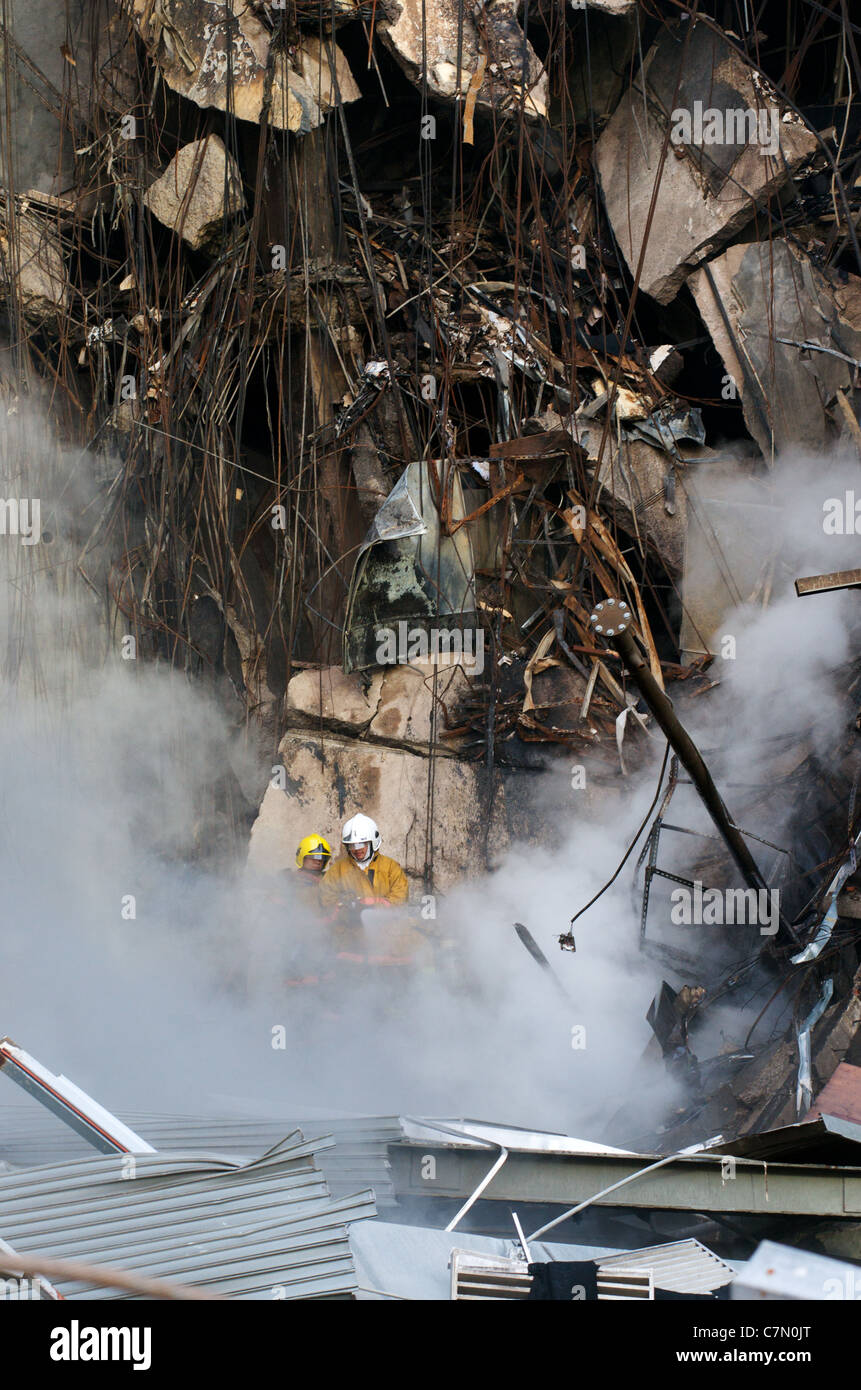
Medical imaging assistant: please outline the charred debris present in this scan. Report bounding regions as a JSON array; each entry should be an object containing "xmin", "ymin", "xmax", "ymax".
[{"xmin": 3, "ymin": 0, "xmax": 861, "ymax": 1243}]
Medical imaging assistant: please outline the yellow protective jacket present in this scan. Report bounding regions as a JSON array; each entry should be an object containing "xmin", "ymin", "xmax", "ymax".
[
  {"xmin": 318, "ymin": 852, "xmax": 409, "ymax": 910},
  {"xmin": 318, "ymin": 852, "xmax": 425, "ymax": 966},
  {"xmin": 290, "ymin": 869, "xmax": 324, "ymax": 912}
]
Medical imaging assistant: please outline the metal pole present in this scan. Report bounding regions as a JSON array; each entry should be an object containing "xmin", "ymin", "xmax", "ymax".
[{"xmin": 589, "ymin": 598, "xmax": 770, "ymax": 898}]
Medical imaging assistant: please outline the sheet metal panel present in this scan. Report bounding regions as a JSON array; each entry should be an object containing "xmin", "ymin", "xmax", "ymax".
[
  {"xmin": 0, "ymin": 1134, "xmax": 376, "ymax": 1300},
  {"xmin": 0, "ymin": 1106, "xmax": 399, "ymax": 1205}
]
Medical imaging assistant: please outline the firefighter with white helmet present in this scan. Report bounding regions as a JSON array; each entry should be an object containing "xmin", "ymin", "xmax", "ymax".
[
  {"xmin": 319, "ymin": 813, "xmax": 409, "ymax": 910},
  {"xmin": 317, "ymin": 813, "xmax": 442, "ymax": 991}
]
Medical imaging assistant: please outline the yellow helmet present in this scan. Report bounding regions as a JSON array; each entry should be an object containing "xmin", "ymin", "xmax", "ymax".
[{"xmin": 295, "ymin": 834, "xmax": 332, "ymax": 870}]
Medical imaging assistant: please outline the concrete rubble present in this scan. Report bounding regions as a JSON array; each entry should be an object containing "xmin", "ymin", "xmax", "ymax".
[
  {"xmin": 144, "ymin": 137, "xmax": 246, "ymax": 250},
  {"xmin": 690, "ymin": 240, "xmax": 861, "ymax": 460},
  {"xmin": 0, "ymin": 212, "xmax": 69, "ymax": 320},
  {"xmin": 125, "ymin": 0, "xmax": 361, "ymax": 130},
  {"xmin": 378, "ymin": 0, "xmax": 548, "ymax": 116},
  {"xmin": 595, "ymin": 20, "xmax": 820, "ymax": 304},
  {"xmin": 249, "ymin": 659, "xmax": 509, "ymax": 889},
  {"xmin": 3, "ymin": 0, "xmax": 861, "ymax": 1319}
]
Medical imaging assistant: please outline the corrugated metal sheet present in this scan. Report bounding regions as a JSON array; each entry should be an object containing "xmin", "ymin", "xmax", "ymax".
[
  {"xmin": 0, "ymin": 1102, "xmax": 103, "ymax": 1166},
  {"xmin": 0, "ymin": 1105, "xmax": 399, "ymax": 1205},
  {"xmin": 0, "ymin": 1131, "xmax": 376, "ymax": 1299},
  {"xmin": 597, "ymin": 1238, "xmax": 734, "ymax": 1293}
]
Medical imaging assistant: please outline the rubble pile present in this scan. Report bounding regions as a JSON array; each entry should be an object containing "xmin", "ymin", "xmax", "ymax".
[
  {"xmin": 2, "ymin": 1, "xmax": 857, "ymax": 755},
  {"xmin": 3, "ymin": 0, "xmax": 861, "ymax": 1234}
]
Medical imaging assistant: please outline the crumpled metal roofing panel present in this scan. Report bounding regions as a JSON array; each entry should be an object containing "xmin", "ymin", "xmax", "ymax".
[
  {"xmin": 0, "ymin": 1105, "xmax": 400, "ymax": 1205},
  {"xmin": 0, "ymin": 1132, "xmax": 376, "ymax": 1299}
]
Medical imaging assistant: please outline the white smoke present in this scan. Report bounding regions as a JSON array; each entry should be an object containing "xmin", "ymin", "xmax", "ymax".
[{"xmin": 0, "ymin": 407, "xmax": 858, "ymax": 1149}]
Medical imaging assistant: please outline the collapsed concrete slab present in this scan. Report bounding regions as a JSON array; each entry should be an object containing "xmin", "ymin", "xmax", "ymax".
[
  {"xmin": 125, "ymin": 0, "xmax": 360, "ymax": 132},
  {"xmin": 248, "ymin": 658, "xmax": 602, "ymax": 887},
  {"xmin": 595, "ymin": 20, "xmax": 818, "ymax": 304},
  {"xmin": 144, "ymin": 137, "xmax": 245, "ymax": 251},
  {"xmin": 377, "ymin": 0, "xmax": 548, "ymax": 117},
  {"xmin": 690, "ymin": 240, "xmax": 861, "ymax": 460},
  {"xmin": 248, "ymin": 730, "xmax": 508, "ymax": 891},
  {"xmin": 809, "ymin": 969, "xmax": 861, "ymax": 1098}
]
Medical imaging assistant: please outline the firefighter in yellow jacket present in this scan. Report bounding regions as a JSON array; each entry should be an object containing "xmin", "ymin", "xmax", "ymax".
[
  {"xmin": 319, "ymin": 814, "xmax": 408, "ymax": 909},
  {"xmin": 319, "ymin": 814, "xmax": 420, "ymax": 968},
  {"xmin": 281, "ymin": 833, "xmax": 334, "ymax": 989},
  {"xmin": 293, "ymin": 833, "xmax": 332, "ymax": 908}
]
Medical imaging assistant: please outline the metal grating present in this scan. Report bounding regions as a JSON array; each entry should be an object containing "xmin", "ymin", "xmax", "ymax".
[
  {"xmin": 450, "ymin": 1249, "xmax": 532, "ymax": 1300},
  {"xmin": 596, "ymin": 1239, "xmax": 734, "ymax": 1294},
  {"xmin": 597, "ymin": 1268, "xmax": 654, "ymax": 1300}
]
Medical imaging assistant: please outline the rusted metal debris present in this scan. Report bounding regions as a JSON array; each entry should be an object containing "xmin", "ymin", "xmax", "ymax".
[{"xmin": 796, "ymin": 569, "xmax": 861, "ymax": 598}]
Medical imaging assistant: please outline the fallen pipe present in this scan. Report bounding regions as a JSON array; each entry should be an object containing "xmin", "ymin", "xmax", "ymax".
[
  {"xmin": 588, "ymin": 599, "xmax": 787, "ymax": 930},
  {"xmin": 514, "ymin": 922, "xmax": 573, "ymax": 1003}
]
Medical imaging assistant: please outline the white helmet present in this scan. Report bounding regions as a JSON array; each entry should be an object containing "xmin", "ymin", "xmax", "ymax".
[{"xmin": 342, "ymin": 813, "xmax": 381, "ymax": 858}]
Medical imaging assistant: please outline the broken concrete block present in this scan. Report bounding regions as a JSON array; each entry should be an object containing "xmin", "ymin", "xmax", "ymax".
[
  {"xmin": 286, "ymin": 666, "xmax": 384, "ymax": 733},
  {"xmin": 690, "ymin": 241, "xmax": 861, "ymax": 459},
  {"xmin": 127, "ymin": 0, "xmax": 360, "ymax": 132},
  {"xmin": 370, "ymin": 660, "xmax": 470, "ymax": 749},
  {"xmin": 735, "ymin": 1039, "xmax": 796, "ymax": 1113},
  {"xmin": 378, "ymin": 0, "xmax": 547, "ymax": 117},
  {"xmin": 573, "ymin": 422, "xmax": 690, "ymax": 575},
  {"xmin": 811, "ymin": 970, "xmax": 861, "ymax": 1084},
  {"xmin": 247, "ymin": 731, "xmax": 508, "ymax": 891},
  {"xmin": 595, "ymin": 20, "xmax": 818, "ymax": 303},
  {"xmin": 0, "ymin": 213, "xmax": 69, "ymax": 320},
  {"xmin": 286, "ymin": 659, "xmax": 470, "ymax": 750},
  {"xmin": 145, "ymin": 137, "xmax": 245, "ymax": 250}
]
